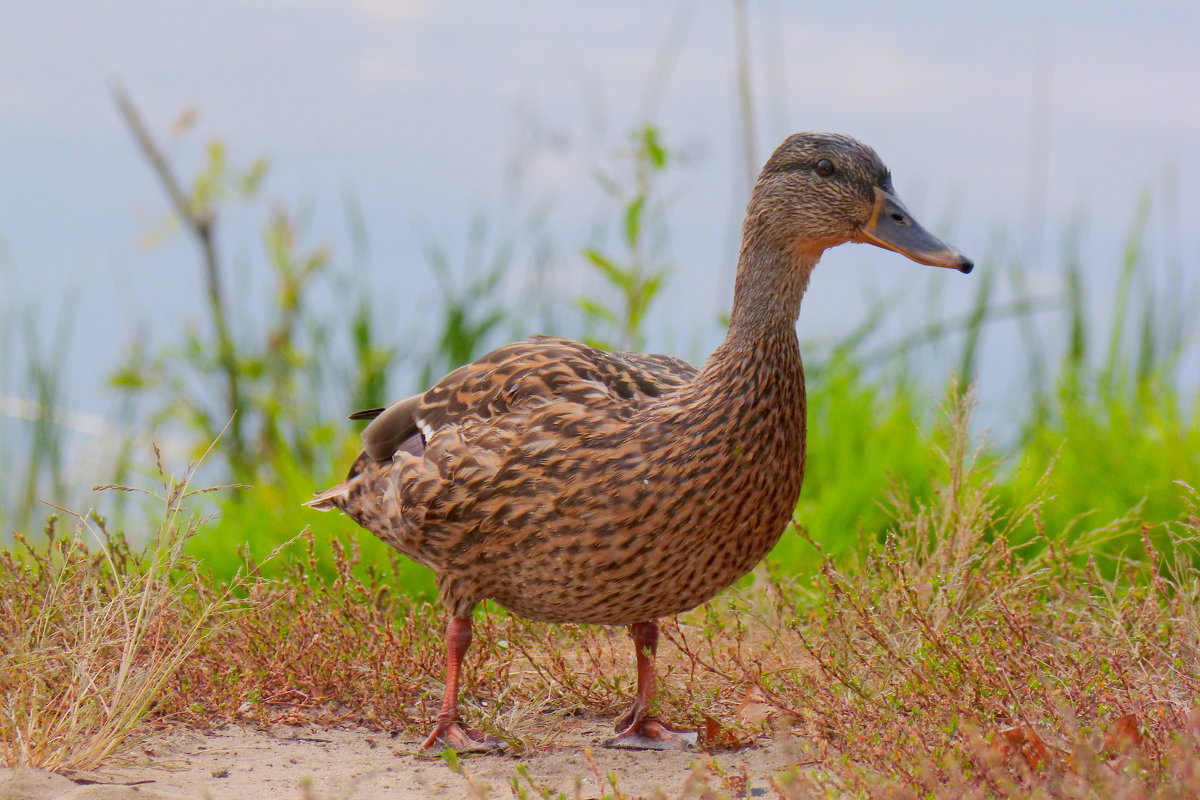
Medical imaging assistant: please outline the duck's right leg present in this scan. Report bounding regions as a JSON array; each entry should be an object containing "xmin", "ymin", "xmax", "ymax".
[
  {"xmin": 603, "ymin": 620, "xmax": 698, "ymax": 750},
  {"xmin": 420, "ymin": 616, "xmax": 505, "ymax": 753}
]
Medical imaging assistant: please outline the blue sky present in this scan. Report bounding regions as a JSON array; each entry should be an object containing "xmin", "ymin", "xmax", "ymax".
[{"xmin": 1, "ymin": 0, "xmax": 1197, "ymax": 431}]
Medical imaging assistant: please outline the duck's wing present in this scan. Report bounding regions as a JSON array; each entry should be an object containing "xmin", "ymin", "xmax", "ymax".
[
  {"xmin": 305, "ymin": 335, "xmax": 698, "ymax": 591},
  {"xmin": 355, "ymin": 394, "xmax": 425, "ymax": 461},
  {"xmin": 353, "ymin": 335, "xmax": 696, "ymax": 462}
]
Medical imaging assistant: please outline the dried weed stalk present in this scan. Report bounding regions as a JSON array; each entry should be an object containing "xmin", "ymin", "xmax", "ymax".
[{"xmin": 0, "ymin": 443, "xmax": 278, "ymax": 771}]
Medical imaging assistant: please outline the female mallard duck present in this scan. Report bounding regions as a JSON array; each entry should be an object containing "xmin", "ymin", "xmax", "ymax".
[{"xmin": 308, "ymin": 132, "xmax": 971, "ymax": 752}]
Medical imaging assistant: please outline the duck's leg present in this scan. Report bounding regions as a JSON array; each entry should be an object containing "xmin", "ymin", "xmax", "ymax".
[
  {"xmin": 419, "ymin": 616, "xmax": 504, "ymax": 753},
  {"xmin": 603, "ymin": 620, "xmax": 697, "ymax": 750}
]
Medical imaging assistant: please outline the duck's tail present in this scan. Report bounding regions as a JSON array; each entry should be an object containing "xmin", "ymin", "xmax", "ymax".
[
  {"xmin": 304, "ymin": 451, "xmax": 378, "ymax": 511},
  {"xmin": 304, "ymin": 482, "xmax": 350, "ymax": 511}
]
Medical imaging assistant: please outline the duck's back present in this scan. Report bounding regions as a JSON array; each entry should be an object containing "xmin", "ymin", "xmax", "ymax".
[{"xmin": 419, "ymin": 335, "xmax": 698, "ymax": 429}]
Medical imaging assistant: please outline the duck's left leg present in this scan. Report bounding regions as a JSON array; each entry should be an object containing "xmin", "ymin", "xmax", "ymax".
[
  {"xmin": 603, "ymin": 620, "xmax": 698, "ymax": 750},
  {"xmin": 419, "ymin": 616, "xmax": 505, "ymax": 753}
]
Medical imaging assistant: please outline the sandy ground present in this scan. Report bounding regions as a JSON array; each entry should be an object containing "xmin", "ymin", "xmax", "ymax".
[{"xmin": 0, "ymin": 722, "xmax": 808, "ymax": 800}]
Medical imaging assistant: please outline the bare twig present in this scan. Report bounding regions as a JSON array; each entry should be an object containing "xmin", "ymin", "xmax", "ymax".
[{"xmin": 111, "ymin": 82, "xmax": 248, "ymax": 478}]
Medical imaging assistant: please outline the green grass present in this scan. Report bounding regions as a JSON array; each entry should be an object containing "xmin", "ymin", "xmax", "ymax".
[
  {"xmin": 1011, "ymin": 379, "xmax": 1200, "ymax": 546},
  {"xmin": 782, "ymin": 357, "xmax": 937, "ymax": 569},
  {"xmin": 192, "ymin": 456, "xmax": 438, "ymax": 600}
]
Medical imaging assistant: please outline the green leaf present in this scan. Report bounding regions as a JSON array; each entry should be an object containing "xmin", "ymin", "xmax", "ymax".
[
  {"xmin": 639, "ymin": 126, "xmax": 667, "ymax": 169},
  {"xmin": 583, "ymin": 248, "xmax": 632, "ymax": 291},
  {"xmin": 239, "ymin": 157, "xmax": 270, "ymax": 197},
  {"xmin": 577, "ymin": 298, "xmax": 620, "ymax": 328},
  {"xmin": 623, "ymin": 195, "xmax": 645, "ymax": 249},
  {"xmin": 439, "ymin": 747, "xmax": 463, "ymax": 774}
]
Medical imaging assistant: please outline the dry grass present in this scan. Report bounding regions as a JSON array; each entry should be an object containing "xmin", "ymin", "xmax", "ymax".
[
  {"xmin": 0, "ymin": 447, "xmax": 280, "ymax": 772},
  {"xmin": 5, "ymin": 402, "xmax": 1200, "ymax": 796}
]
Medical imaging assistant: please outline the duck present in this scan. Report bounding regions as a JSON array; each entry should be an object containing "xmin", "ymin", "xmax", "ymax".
[{"xmin": 307, "ymin": 132, "xmax": 972, "ymax": 752}]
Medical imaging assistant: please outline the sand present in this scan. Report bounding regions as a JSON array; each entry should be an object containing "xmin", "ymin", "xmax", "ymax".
[{"xmin": 0, "ymin": 723, "xmax": 808, "ymax": 800}]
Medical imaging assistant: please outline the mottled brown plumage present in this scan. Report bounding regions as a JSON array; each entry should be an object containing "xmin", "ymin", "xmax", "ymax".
[{"xmin": 307, "ymin": 132, "xmax": 972, "ymax": 752}]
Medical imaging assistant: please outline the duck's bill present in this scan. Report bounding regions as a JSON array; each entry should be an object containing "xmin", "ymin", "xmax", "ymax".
[{"xmin": 857, "ymin": 187, "xmax": 973, "ymax": 273}]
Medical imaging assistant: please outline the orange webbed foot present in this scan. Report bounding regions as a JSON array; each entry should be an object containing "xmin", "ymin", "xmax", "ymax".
[
  {"xmin": 419, "ymin": 720, "xmax": 506, "ymax": 754},
  {"xmin": 603, "ymin": 716, "xmax": 698, "ymax": 750}
]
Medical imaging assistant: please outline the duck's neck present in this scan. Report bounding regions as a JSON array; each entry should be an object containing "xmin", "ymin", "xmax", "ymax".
[{"xmin": 710, "ymin": 218, "xmax": 820, "ymax": 363}]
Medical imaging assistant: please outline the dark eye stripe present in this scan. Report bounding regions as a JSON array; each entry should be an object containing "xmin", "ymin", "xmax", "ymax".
[
  {"xmin": 772, "ymin": 161, "xmax": 808, "ymax": 174},
  {"xmin": 773, "ymin": 159, "xmax": 838, "ymax": 176}
]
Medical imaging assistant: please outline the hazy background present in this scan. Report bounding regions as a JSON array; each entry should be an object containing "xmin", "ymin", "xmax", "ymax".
[{"xmin": 2, "ymin": 0, "xmax": 1198, "ymax": 505}]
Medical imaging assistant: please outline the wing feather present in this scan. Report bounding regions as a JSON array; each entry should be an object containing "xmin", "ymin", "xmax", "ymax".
[{"xmin": 416, "ymin": 335, "xmax": 697, "ymax": 434}]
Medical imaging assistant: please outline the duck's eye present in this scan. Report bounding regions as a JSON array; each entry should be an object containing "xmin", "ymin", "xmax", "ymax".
[{"xmin": 815, "ymin": 159, "xmax": 835, "ymax": 177}]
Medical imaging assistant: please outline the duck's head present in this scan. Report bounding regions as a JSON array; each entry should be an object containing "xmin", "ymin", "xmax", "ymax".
[{"xmin": 750, "ymin": 132, "xmax": 972, "ymax": 273}]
